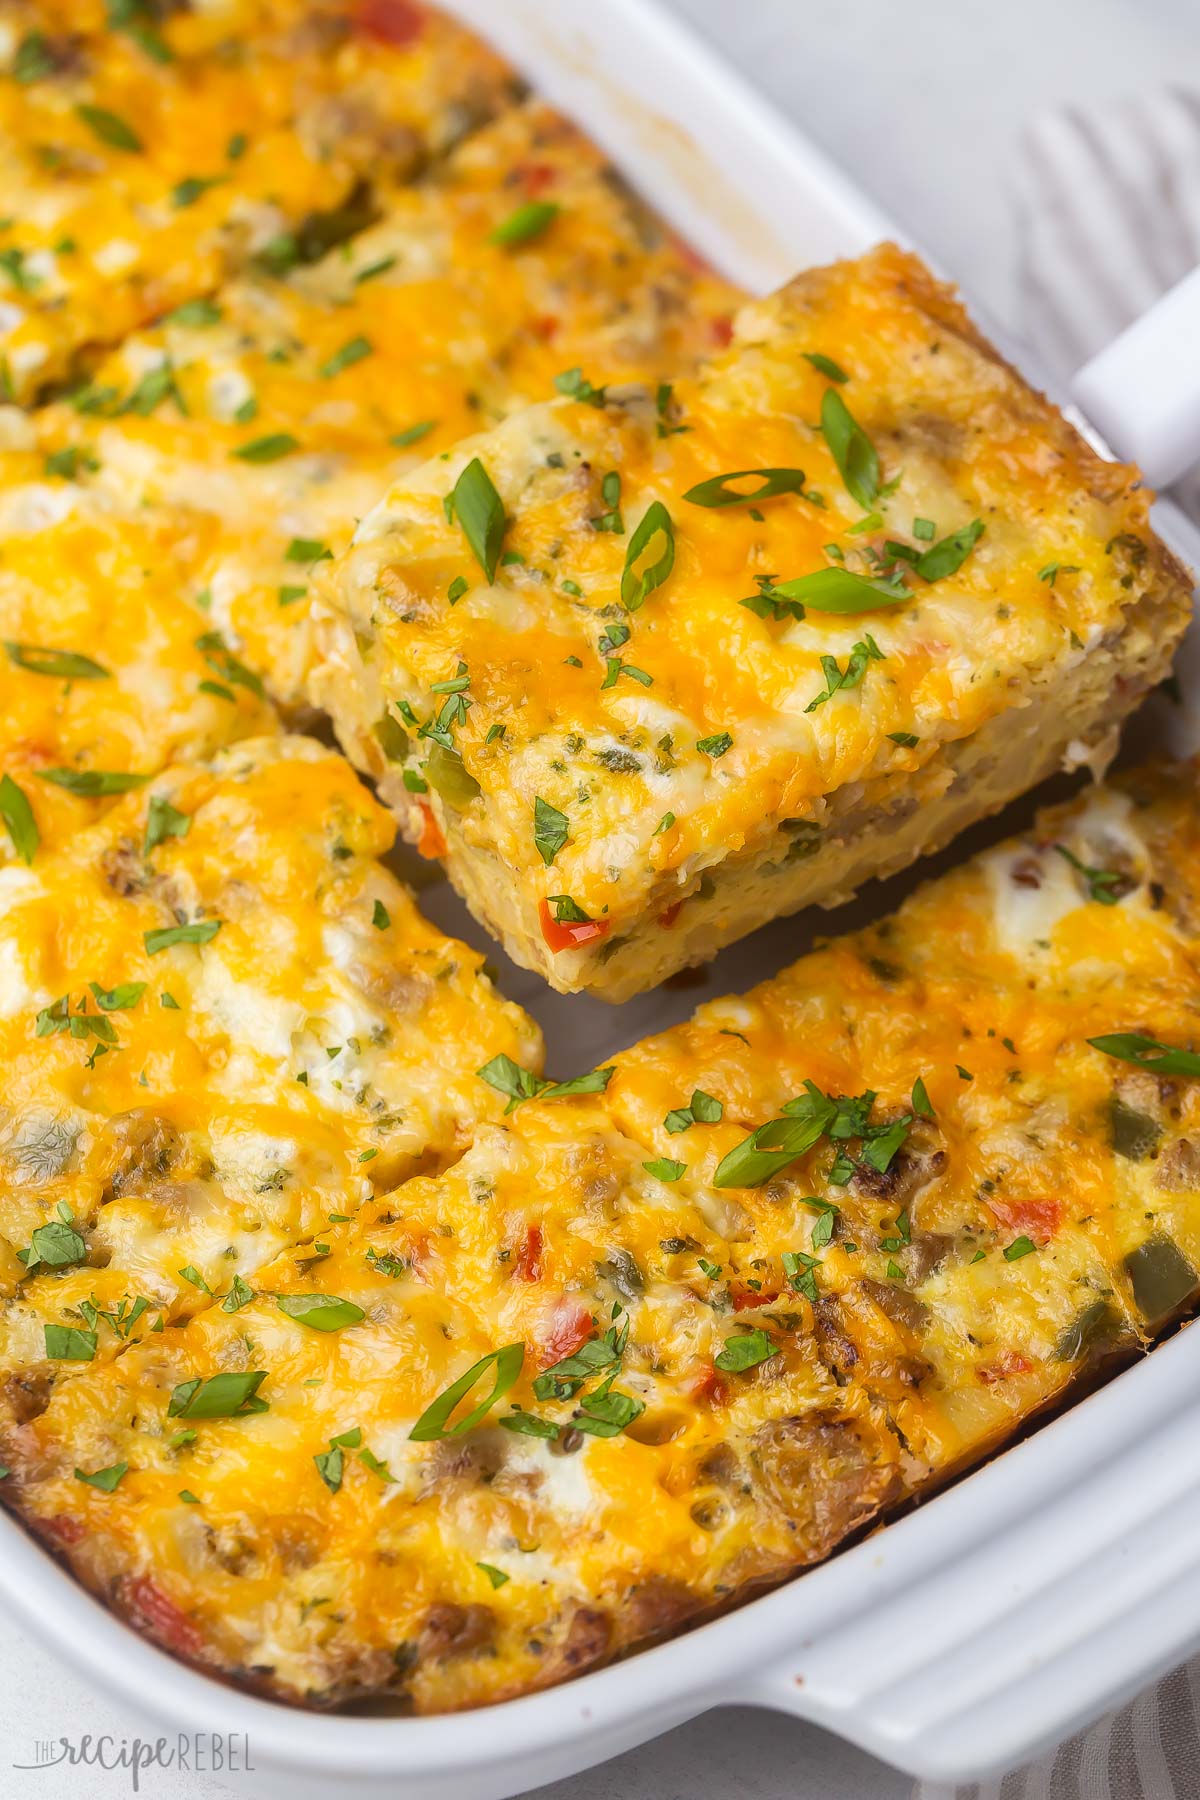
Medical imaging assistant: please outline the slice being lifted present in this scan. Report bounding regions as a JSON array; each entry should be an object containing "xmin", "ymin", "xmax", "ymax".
[
  {"xmin": 312, "ymin": 244, "xmax": 1193, "ymax": 999},
  {"xmin": 0, "ymin": 735, "xmax": 540, "ymax": 1421},
  {"xmin": 7, "ymin": 760, "xmax": 1200, "ymax": 1711}
]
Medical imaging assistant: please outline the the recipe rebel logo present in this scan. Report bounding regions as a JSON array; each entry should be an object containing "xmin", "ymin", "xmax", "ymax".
[{"xmin": 12, "ymin": 1731, "xmax": 256, "ymax": 1790}]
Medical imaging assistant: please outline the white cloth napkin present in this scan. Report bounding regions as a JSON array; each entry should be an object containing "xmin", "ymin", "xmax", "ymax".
[
  {"xmin": 915, "ymin": 88, "xmax": 1200, "ymax": 1800},
  {"xmin": 1014, "ymin": 87, "xmax": 1200, "ymax": 518}
]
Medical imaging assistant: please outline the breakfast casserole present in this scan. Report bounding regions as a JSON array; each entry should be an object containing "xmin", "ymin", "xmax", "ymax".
[
  {"xmin": 0, "ymin": 734, "xmax": 541, "ymax": 1429},
  {"xmin": 312, "ymin": 243, "xmax": 1192, "ymax": 999},
  {"xmin": 20, "ymin": 98, "xmax": 738, "ymax": 705},
  {"xmin": 0, "ymin": 0, "xmax": 516, "ymax": 400},
  {"xmin": 0, "ymin": 0, "xmax": 1194, "ymax": 1735},
  {"xmin": 5, "ymin": 760, "xmax": 1199, "ymax": 1710}
]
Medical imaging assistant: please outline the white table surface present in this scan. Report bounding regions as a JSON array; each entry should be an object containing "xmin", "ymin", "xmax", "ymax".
[{"xmin": 4, "ymin": 2, "xmax": 1198, "ymax": 1796}]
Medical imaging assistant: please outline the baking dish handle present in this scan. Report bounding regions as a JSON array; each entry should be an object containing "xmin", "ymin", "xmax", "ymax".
[
  {"xmin": 728, "ymin": 1325, "xmax": 1200, "ymax": 1785},
  {"xmin": 1071, "ymin": 265, "xmax": 1200, "ymax": 488}
]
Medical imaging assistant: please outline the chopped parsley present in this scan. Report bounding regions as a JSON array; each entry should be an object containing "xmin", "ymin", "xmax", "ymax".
[
  {"xmin": 168, "ymin": 1371, "xmax": 269, "ymax": 1419},
  {"xmin": 1054, "ymin": 842, "xmax": 1126, "ymax": 906},
  {"xmin": 143, "ymin": 794, "xmax": 190, "ymax": 856},
  {"xmin": 714, "ymin": 1327, "xmax": 774, "ymax": 1372},
  {"xmin": 75, "ymin": 1462, "xmax": 128, "ymax": 1492},
  {"xmin": 554, "ymin": 367, "xmax": 607, "ymax": 408},
  {"xmin": 714, "ymin": 1080, "xmax": 913, "ymax": 1189},
  {"xmin": 171, "ymin": 175, "xmax": 224, "ymax": 209},
  {"xmin": 477, "ymin": 1053, "xmax": 614, "ymax": 1113},
  {"xmin": 1038, "ymin": 561, "xmax": 1081, "ymax": 586},
  {"xmin": 44, "ymin": 1325, "xmax": 96, "ymax": 1361},
  {"xmin": 533, "ymin": 796, "xmax": 570, "ymax": 867},
  {"xmin": 805, "ymin": 635, "xmax": 883, "ymax": 712},
  {"xmin": 664, "ymin": 1089, "xmax": 723, "ymax": 1134},
  {"xmin": 76, "ymin": 104, "xmax": 143, "ymax": 153}
]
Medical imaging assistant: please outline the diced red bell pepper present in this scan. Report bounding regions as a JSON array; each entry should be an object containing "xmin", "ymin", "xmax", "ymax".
[
  {"xmin": 356, "ymin": 0, "xmax": 427, "ymax": 46},
  {"xmin": 538, "ymin": 899, "xmax": 610, "ymax": 952},
  {"xmin": 512, "ymin": 1223, "xmax": 544, "ymax": 1283},
  {"xmin": 988, "ymin": 1196, "xmax": 1063, "ymax": 1245},
  {"xmin": 415, "ymin": 800, "xmax": 446, "ymax": 860},
  {"xmin": 538, "ymin": 1296, "xmax": 592, "ymax": 1368}
]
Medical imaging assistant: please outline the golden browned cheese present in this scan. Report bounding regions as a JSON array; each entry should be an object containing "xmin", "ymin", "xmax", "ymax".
[
  {"xmin": 0, "ymin": 734, "xmax": 541, "ymax": 1426},
  {"xmin": 6, "ymin": 761, "xmax": 1198, "ymax": 1711},
  {"xmin": 311, "ymin": 244, "xmax": 1193, "ymax": 999},
  {"xmin": 20, "ymin": 100, "xmax": 740, "ymax": 704},
  {"xmin": 0, "ymin": 0, "xmax": 516, "ymax": 399}
]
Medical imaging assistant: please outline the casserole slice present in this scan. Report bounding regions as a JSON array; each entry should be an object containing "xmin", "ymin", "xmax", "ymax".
[
  {"xmin": 6, "ymin": 759, "xmax": 1198, "ymax": 1712},
  {"xmin": 312, "ymin": 243, "xmax": 1192, "ymax": 998},
  {"xmin": 25, "ymin": 99, "xmax": 739, "ymax": 706},
  {"xmin": 0, "ymin": 0, "xmax": 515, "ymax": 400},
  {"xmin": 0, "ymin": 439, "xmax": 277, "ymax": 861},
  {"xmin": 0, "ymin": 735, "xmax": 541, "ymax": 1418}
]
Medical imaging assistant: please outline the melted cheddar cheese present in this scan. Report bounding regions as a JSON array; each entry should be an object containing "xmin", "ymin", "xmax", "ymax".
[
  {"xmin": 0, "ymin": 0, "xmax": 515, "ymax": 398},
  {"xmin": 7, "ymin": 761, "xmax": 1200, "ymax": 1712},
  {"xmin": 312, "ymin": 245, "xmax": 1191, "ymax": 996},
  {"xmin": 20, "ymin": 100, "xmax": 739, "ymax": 704},
  {"xmin": 0, "ymin": 734, "xmax": 540, "ymax": 1423},
  {"xmin": 0, "ymin": 427, "xmax": 277, "ymax": 858}
]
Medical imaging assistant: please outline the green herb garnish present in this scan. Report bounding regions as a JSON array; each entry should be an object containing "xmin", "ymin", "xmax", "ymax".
[
  {"xmin": 277, "ymin": 1294, "xmax": 366, "ymax": 1332},
  {"xmin": 452, "ymin": 458, "xmax": 506, "ymax": 582},
  {"xmin": 533, "ymin": 796, "xmax": 569, "ymax": 866},
  {"xmin": 0, "ymin": 775, "xmax": 38, "ymax": 864},
  {"xmin": 409, "ymin": 1343, "xmax": 525, "ymax": 1441},
  {"xmin": 488, "ymin": 201, "xmax": 559, "ymax": 248}
]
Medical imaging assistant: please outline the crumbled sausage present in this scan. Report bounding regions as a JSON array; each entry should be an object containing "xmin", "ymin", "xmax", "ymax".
[
  {"xmin": 860, "ymin": 1275, "xmax": 929, "ymax": 1335},
  {"xmin": 106, "ymin": 1110, "xmax": 183, "ymax": 1196},
  {"xmin": 1156, "ymin": 1137, "xmax": 1200, "ymax": 1192},
  {"xmin": 2, "ymin": 1368, "xmax": 54, "ymax": 1425},
  {"xmin": 101, "ymin": 839, "xmax": 146, "ymax": 897},
  {"xmin": 419, "ymin": 1602, "xmax": 494, "ymax": 1662},
  {"xmin": 622, "ymin": 1576, "xmax": 699, "ymax": 1642},
  {"xmin": 751, "ymin": 1411, "xmax": 901, "ymax": 1559},
  {"xmin": 538, "ymin": 1604, "xmax": 612, "ymax": 1685}
]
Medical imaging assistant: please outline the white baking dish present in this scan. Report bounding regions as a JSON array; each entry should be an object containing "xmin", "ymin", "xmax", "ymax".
[{"xmin": 2, "ymin": 3, "xmax": 1197, "ymax": 1793}]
